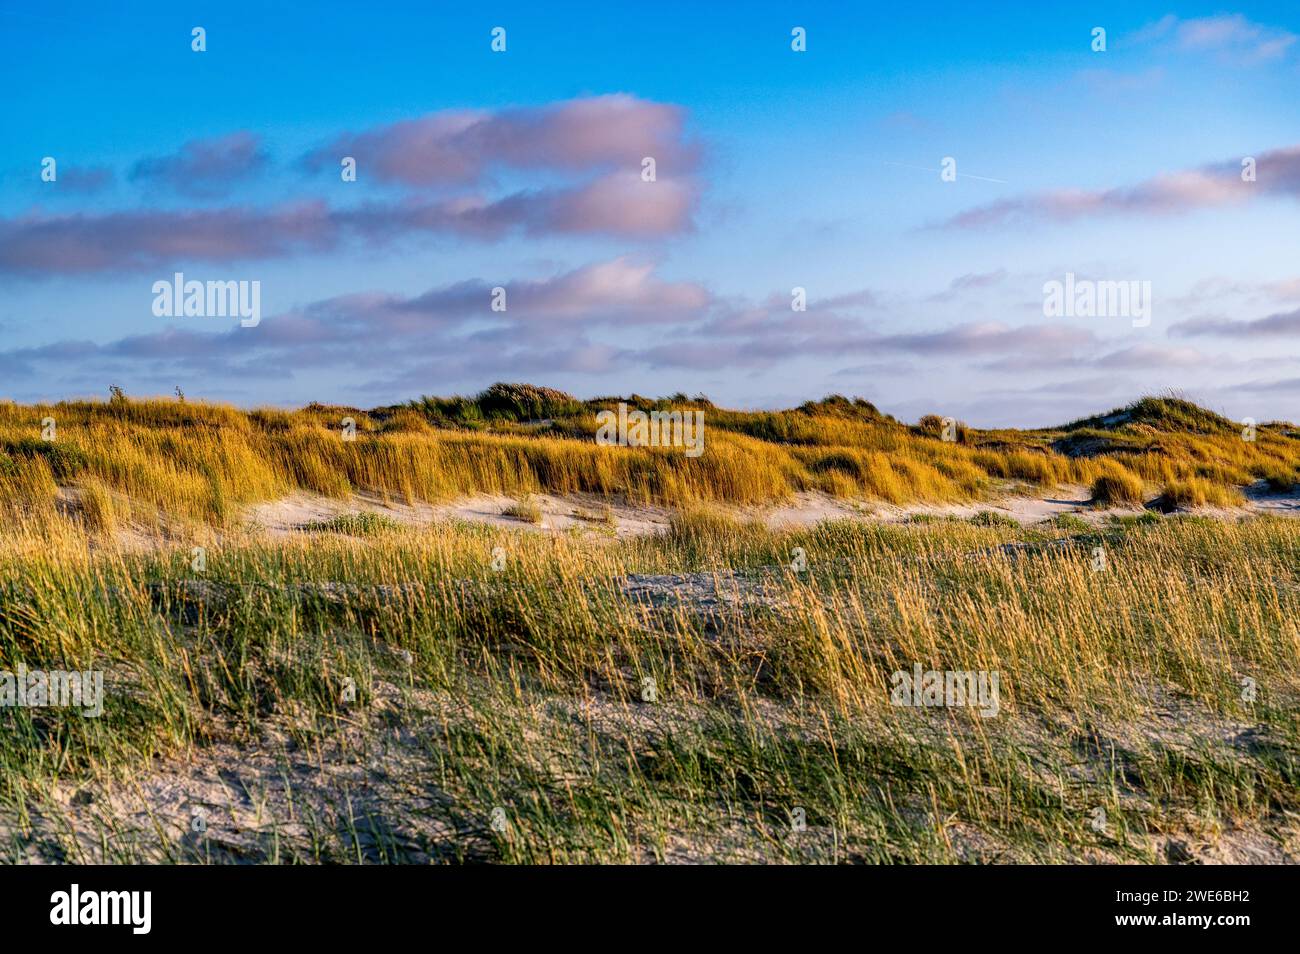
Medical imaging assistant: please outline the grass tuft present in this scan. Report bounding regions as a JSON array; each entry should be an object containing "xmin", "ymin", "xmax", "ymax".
[
  {"xmin": 302, "ymin": 512, "xmax": 401, "ymax": 535},
  {"xmin": 1091, "ymin": 472, "xmax": 1145, "ymax": 507},
  {"xmin": 503, "ymin": 495, "xmax": 543, "ymax": 524}
]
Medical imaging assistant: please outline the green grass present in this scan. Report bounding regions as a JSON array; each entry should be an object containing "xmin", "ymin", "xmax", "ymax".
[
  {"xmin": 301, "ymin": 512, "xmax": 402, "ymax": 535},
  {"xmin": 1053, "ymin": 513, "xmax": 1091, "ymax": 532},
  {"xmin": 968, "ymin": 510, "xmax": 1020, "ymax": 528},
  {"xmin": 0, "ymin": 511, "xmax": 1294, "ymax": 862}
]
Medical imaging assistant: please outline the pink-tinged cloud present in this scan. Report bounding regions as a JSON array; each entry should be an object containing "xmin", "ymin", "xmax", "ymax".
[
  {"xmin": 1132, "ymin": 14, "xmax": 1297, "ymax": 63},
  {"xmin": 943, "ymin": 145, "xmax": 1300, "ymax": 229},
  {"xmin": 1170, "ymin": 306, "xmax": 1300, "ymax": 339},
  {"xmin": 303, "ymin": 94, "xmax": 697, "ymax": 186},
  {"xmin": 0, "ymin": 203, "xmax": 335, "ymax": 274},
  {"xmin": 507, "ymin": 257, "xmax": 709, "ymax": 320},
  {"xmin": 536, "ymin": 172, "xmax": 695, "ymax": 236},
  {"xmin": 977, "ymin": 342, "xmax": 1216, "ymax": 375},
  {"xmin": 131, "ymin": 132, "xmax": 270, "ymax": 196},
  {"xmin": 872, "ymin": 321, "xmax": 1095, "ymax": 354},
  {"xmin": 926, "ymin": 269, "xmax": 1008, "ymax": 302},
  {"xmin": 0, "ymin": 175, "xmax": 694, "ymax": 276},
  {"xmin": 0, "ymin": 257, "xmax": 1102, "ymax": 388},
  {"xmin": 1091, "ymin": 344, "xmax": 1208, "ymax": 369},
  {"xmin": 0, "ymin": 258, "xmax": 712, "ymax": 387},
  {"xmin": 317, "ymin": 257, "xmax": 709, "ymax": 333}
]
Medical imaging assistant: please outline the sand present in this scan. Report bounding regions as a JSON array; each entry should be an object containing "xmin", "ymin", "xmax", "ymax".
[{"xmin": 236, "ymin": 482, "xmax": 1300, "ymax": 541}]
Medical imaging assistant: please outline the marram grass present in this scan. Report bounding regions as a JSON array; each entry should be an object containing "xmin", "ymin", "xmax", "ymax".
[
  {"xmin": 2, "ymin": 390, "xmax": 1296, "ymax": 526},
  {"xmin": 0, "ymin": 507, "xmax": 1294, "ymax": 863},
  {"xmin": 0, "ymin": 388, "xmax": 1295, "ymax": 862}
]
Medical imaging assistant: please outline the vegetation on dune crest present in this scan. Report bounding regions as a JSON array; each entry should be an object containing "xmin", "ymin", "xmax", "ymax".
[{"xmin": 0, "ymin": 388, "xmax": 1295, "ymax": 528}]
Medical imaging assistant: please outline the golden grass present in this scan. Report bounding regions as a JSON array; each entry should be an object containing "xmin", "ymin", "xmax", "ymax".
[
  {"xmin": 1163, "ymin": 477, "xmax": 1244, "ymax": 509},
  {"xmin": 1091, "ymin": 471, "xmax": 1146, "ymax": 507},
  {"xmin": 0, "ymin": 391, "xmax": 1295, "ymax": 529}
]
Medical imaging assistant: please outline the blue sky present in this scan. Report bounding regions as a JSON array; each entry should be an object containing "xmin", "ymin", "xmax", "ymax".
[{"xmin": 2, "ymin": 1, "xmax": 1298, "ymax": 425}]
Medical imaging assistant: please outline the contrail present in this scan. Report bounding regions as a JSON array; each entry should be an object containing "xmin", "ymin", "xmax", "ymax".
[{"xmin": 882, "ymin": 160, "xmax": 1007, "ymax": 184}]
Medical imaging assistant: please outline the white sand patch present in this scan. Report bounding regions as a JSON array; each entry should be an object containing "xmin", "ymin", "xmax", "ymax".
[
  {"xmin": 872, "ymin": 487, "xmax": 1099, "ymax": 525},
  {"xmin": 760, "ymin": 491, "xmax": 870, "ymax": 528},
  {"xmin": 243, "ymin": 490, "xmax": 437, "ymax": 536},
  {"xmin": 239, "ymin": 481, "xmax": 1300, "ymax": 542},
  {"xmin": 761, "ymin": 487, "xmax": 1100, "ymax": 528},
  {"xmin": 428, "ymin": 492, "xmax": 671, "ymax": 538},
  {"xmin": 243, "ymin": 490, "xmax": 671, "ymax": 538},
  {"xmin": 1244, "ymin": 481, "xmax": 1300, "ymax": 517}
]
